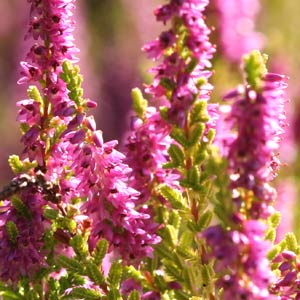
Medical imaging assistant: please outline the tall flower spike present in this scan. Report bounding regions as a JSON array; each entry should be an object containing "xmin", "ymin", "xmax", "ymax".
[
  {"xmin": 9, "ymin": 0, "xmax": 161, "ymax": 278},
  {"xmin": 224, "ymin": 50, "xmax": 288, "ymax": 218},
  {"xmin": 144, "ymin": 0, "xmax": 216, "ymax": 126},
  {"xmin": 203, "ymin": 50, "xmax": 288, "ymax": 300}
]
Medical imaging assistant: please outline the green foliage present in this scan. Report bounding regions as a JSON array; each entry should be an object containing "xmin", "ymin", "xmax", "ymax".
[
  {"xmin": 108, "ymin": 261, "xmax": 123, "ymax": 288},
  {"xmin": 5, "ymin": 221, "xmax": 18, "ymax": 244},
  {"xmin": 243, "ymin": 50, "xmax": 268, "ymax": 90},
  {"xmin": 60, "ymin": 61, "xmax": 84, "ymax": 107},
  {"xmin": 187, "ymin": 124, "xmax": 205, "ymax": 147},
  {"xmin": 190, "ymin": 100, "xmax": 209, "ymax": 125},
  {"xmin": 27, "ymin": 86, "xmax": 43, "ymax": 105},
  {"xmin": 285, "ymin": 232, "xmax": 300, "ymax": 254},
  {"xmin": 164, "ymin": 144, "xmax": 185, "ymax": 168},
  {"xmin": 70, "ymin": 234, "xmax": 89, "ymax": 258},
  {"xmin": 157, "ymin": 185, "xmax": 185, "ymax": 209},
  {"xmin": 185, "ymin": 57, "xmax": 198, "ymax": 74},
  {"xmin": 92, "ymin": 239, "xmax": 109, "ymax": 266},
  {"xmin": 160, "ymin": 77, "xmax": 175, "ymax": 90},
  {"xmin": 56, "ymin": 255, "xmax": 84, "ymax": 273},
  {"xmin": 8, "ymin": 155, "xmax": 37, "ymax": 174},
  {"xmin": 131, "ymin": 88, "xmax": 148, "ymax": 119},
  {"xmin": 43, "ymin": 208, "xmax": 59, "ymax": 220},
  {"xmin": 107, "ymin": 289, "xmax": 122, "ymax": 300},
  {"xmin": 170, "ymin": 127, "xmax": 189, "ymax": 148},
  {"xmin": 128, "ymin": 290, "xmax": 140, "ymax": 300},
  {"xmin": 10, "ymin": 195, "xmax": 31, "ymax": 219},
  {"xmin": 196, "ymin": 210, "xmax": 213, "ymax": 232},
  {"xmin": 62, "ymin": 287, "xmax": 102, "ymax": 300},
  {"xmin": 85, "ymin": 261, "xmax": 105, "ymax": 286}
]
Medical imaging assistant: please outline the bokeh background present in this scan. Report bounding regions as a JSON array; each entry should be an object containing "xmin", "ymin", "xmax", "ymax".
[{"xmin": 0, "ymin": 0, "xmax": 300, "ymax": 237}]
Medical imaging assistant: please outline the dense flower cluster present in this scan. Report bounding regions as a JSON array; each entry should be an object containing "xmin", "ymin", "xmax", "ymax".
[
  {"xmin": 271, "ymin": 250, "xmax": 300, "ymax": 299},
  {"xmin": 143, "ymin": 0, "xmax": 215, "ymax": 126},
  {"xmin": 0, "ymin": 0, "xmax": 161, "ymax": 280},
  {"xmin": 224, "ymin": 72, "xmax": 287, "ymax": 218},
  {"xmin": 214, "ymin": 0, "xmax": 264, "ymax": 61},
  {"xmin": 126, "ymin": 108, "xmax": 178, "ymax": 205},
  {"xmin": 0, "ymin": 188, "xmax": 47, "ymax": 283},
  {"xmin": 204, "ymin": 219, "xmax": 275, "ymax": 300}
]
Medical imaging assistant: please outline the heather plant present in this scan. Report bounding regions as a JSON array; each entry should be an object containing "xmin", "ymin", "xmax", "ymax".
[{"xmin": 0, "ymin": 0, "xmax": 297, "ymax": 300}]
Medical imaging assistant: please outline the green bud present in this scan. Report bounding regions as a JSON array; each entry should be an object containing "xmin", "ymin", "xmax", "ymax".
[
  {"xmin": 243, "ymin": 50, "xmax": 268, "ymax": 90},
  {"xmin": 131, "ymin": 88, "xmax": 148, "ymax": 119}
]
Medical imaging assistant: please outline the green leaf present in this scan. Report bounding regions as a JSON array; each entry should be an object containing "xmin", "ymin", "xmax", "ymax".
[
  {"xmin": 2, "ymin": 294, "xmax": 25, "ymax": 300},
  {"xmin": 176, "ymin": 246, "xmax": 194, "ymax": 260},
  {"xmin": 167, "ymin": 144, "xmax": 185, "ymax": 168},
  {"xmin": 188, "ymin": 123, "xmax": 205, "ymax": 147},
  {"xmin": 8, "ymin": 155, "xmax": 37, "ymax": 174},
  {"xmin": 128, "ymin": 290, "xmax": 140, "ymax": 300},
  {"xmin": 108, "ymin": 261, "xmax": 123, "ymax": 288},
  {"xmin": 179, "ymin": 231, "xmax": 194, "ymax": 248},
  {"xmin": 85, "ymin": 261, "xmax": 105, "ymax": 286},
  {"xmin": 265, "ymin": 228, "xmax": 276, "ymax": 243},
  {"xmin": 27, "ymin": 85, "xmax": 43, "ymax": 105},
  {"xmin": 131, "ymin": 88, "xmax": 148, "ymax": 119},
  {"xmin": 185, "ymin": 57, "xmax": 198, "ymax": 74},
  {"xmin": 267, "ymin": 245, "xmax": 281, "ymax": 261},
  {"xmin": 163, "ymin": 260, "xmax": 182, "ymax": 282},
  {"xmin": 190, "ymin": 100, "xmax": 209, "ymax": 125},
  {"xmin": 124, "ymin": 266, "xmax": 144, "ymax": 281},
  {"xmin": 186, "ymin": 166, "xmax": 200, "ymax": 188},
  {"xmin": 269, "ymin": 212, "xmax": 281, "ymax": 229},
  {"xmin": 10, "ymin": 195, "xmax": 31, "ymax": 219},
  {"xmin": 160, "ymin": 77, "xmax": 175, "ymax": 90},
  {"xmin": 43, "ymin": 208, "xmax": 59, "ymax": 220},
  {"xmin": 170, "ymin": 127, "xmax": 188, "ymax": 148},
  {"xmin": 63, "ymin": 287, "xmax": 102, "ymax": 300},
  {"xmin": 107, "ymin": 289, "xmax": 121, "ymax": 300},
  {"xmin": 5, "ymin": 221, "xmax": 19, "ymax": 244},
  {"xmin": 157, "ymin": 185, "xmax": 184, "ymax": 209},
  {"xmin": 285, "ymin": 232, "xmax": 299, "ymax": 254},
  {"xmin": 92, "ymin": 239, "xmax": 108, "ymax": 266},
  {"xmin": 70, "ymin": 235, "xmax": 89, "ymax": 257},
  {"xmin": 56, "ymin": 255, "xmax": 84, "ymax": 273},
  {"xmin": 196, "ymin": 210, "xmax": 213, "ymax": 232},
  {"xmin": 155, "ymin": 242, "xmax": 174, "ymax": 260},
  {"xmin": 205, "ymin": 129, "xmax": 215, "ymax": 145},
  {"xmin": 160, "ymin": 225, "xmax": 177, "ymax": 247}
]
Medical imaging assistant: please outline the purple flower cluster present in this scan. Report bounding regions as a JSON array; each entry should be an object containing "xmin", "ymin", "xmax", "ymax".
[
  {"xmin": 0, "ymin": 0, "xmax": 164, "ymax": 278},
  {"xmin": 143, "ymin": 0, "xmax": 215, "ymax": 127},
  {"xmin": 214, "ymin": 0, "xmax": 264, "ymax": 62},
  {"xmin": 0, "ymin": 189, "xmax": 47, "ymax": 284},
  {"xmin": 126, "ymin": 108, "xmax": 179, "ymax": 205},
  {"xmin": 271, "ymin": 251, "xmax": 300, "ymax": 299},
  {"xmin": 203, "ymin": 219, "xmax": 275, "ymax": 300},
  {"xmin": 224, "ymin": 72, "xmax": 287, "ymax": 218},
  {"xmin": 17, "ymin": 0, "xmax": 79, "ymax": 167}
]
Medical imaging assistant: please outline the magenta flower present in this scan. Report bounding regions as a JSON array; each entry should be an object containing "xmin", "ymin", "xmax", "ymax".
[
  {"xmin": 143, "ymin": 0, "xmax": 216, "ymax": 127},
  {"xmin": 203, "ymin": 219, "xmax": 275, "ymax": 300},
  {"xmin": 125, "ymin": 108, "xmax": 179, "ymax": 205},
  {"xmin": 224, "ymin": 72, "xmax": 288, "ymax": 218},
  {"xmin": 0, "ymin": 189, "xmax": 47, "ymax": 284},
  {"xmin": 269, "ymin": 250, "xmax": 300, "ymax": 299}
]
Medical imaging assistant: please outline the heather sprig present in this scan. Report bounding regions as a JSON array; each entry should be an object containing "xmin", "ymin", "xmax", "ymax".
[
  {"xmin": 203, "ymin": 50, "xmax": 288, "ymax": 300},
  {"xmin": 124, "ymin": 0, "xmax": 220, "ymax": 298}
]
